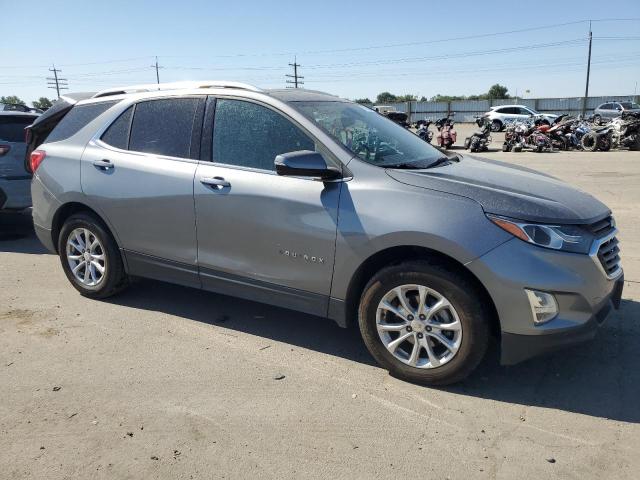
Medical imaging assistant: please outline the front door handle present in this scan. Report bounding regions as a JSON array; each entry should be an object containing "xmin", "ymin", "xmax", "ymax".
[
  {"xmin": 93, "ymin": 159, "xmax": 114, "ymax": 170},
  {"xmin": 200, "ymin": 176, "xmax": 230, "ymax": 189}
]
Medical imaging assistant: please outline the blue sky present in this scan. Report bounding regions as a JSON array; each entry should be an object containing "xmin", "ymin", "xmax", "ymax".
[{"xmin": 1, "ymin": 0, "xmax": 639, "ymax": 104}]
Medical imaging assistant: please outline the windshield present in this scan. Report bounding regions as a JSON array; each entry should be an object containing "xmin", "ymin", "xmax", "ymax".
[{"xmin": 292, "ymin": 101, "xmax": 444, "ymax": 168}]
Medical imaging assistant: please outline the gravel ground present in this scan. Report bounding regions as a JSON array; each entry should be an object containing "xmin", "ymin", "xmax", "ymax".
[{"xmin": 1, "ymin": 140, "xmax": 639, "ymax": 479}]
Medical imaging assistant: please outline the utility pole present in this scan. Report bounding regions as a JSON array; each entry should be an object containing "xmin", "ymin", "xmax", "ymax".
[
  {"xmin": 47, "ymin": 65, "xmax": 68, "ymax": 98},
  {"xmin": 151, "ymin": 56, "xmax": 162, "ymax": 86},
  {"xmin": 286, "ymin": 57, "xmax": 304, "ymax": 88},
  {"xmin": 582, "ymin": 21, "xmax": 593, "ymax": 115}
]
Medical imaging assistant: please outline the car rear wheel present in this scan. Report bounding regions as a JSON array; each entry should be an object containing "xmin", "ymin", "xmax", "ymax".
[
  {"xmin": 490, "ymin": 120, "xmax": 502, "ymax": 132},
  {"xmin": 58, "ymin": 212, "xmax": 128, "ymax": 298},
  {"xmin": 593, "ymin": 114, "xmax": 601, "ymax": 124},
  {"xmin": 358, "ymin": 261, "xmax": 490, "ymax": 385}
]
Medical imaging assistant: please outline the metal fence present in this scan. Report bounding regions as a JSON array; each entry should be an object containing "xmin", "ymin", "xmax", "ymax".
[{"xmin": 373, "ymin": 95, "xmax": 639, "ymax": 123}]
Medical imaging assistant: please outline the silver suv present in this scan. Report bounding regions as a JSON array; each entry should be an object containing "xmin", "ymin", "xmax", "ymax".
[
  {"xmin": 28, "ymin": 81, "xmax": 624, "ymax": 385},
  {"xmin": 593, "ymin": 101, "xmax": 640, "ymax": 123}
]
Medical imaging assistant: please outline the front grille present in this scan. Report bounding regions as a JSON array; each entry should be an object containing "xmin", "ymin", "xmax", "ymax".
[
  {"xmin": 587, "ymin": 216, "xmax": 621, "ymax": 278},
  {"xmin": 587, "ymin": 215, "xmax": 614, "ymax": 236},
  {"xmin": 597, "ymin": 236, "xmax": 621, "ymax": 277}
]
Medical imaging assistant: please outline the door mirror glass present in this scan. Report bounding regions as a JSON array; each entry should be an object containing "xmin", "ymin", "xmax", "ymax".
[{"xmin": 274, "ymin": 150, "xmax": 341, "ymax": 180}]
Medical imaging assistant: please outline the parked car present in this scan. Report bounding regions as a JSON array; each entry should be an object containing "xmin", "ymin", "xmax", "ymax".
[
  {"xmin": 0, "ymin": 111, "xmax": 40, "ymax": 210},
  {"xmin": 28, "ymin": 81, "xmax": 623, "ymax": 385},
  {"xmin": 593, "ymin": 101, "xmax": 640, "ymax": 123},
  {"xmin": 0, "ymin": 103, "xmax": 43, "ymax": 113},
  {"xmin": 483, "ymin": 105, "xmax": 558, "ymax": 132}
]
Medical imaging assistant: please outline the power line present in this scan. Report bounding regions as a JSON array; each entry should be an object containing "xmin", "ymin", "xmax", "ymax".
[
  {"xmin": 47, "ymin": 65, "xmax": 68, "ymax": 98},
  {"xmin": 286, "ymin": 57, "xmax": 304, "ymax": 88}
]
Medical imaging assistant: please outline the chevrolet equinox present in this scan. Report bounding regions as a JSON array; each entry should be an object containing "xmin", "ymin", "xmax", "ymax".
[{"xmin": 27, "ymin": 81, "xmax": 624, "ymax": 385}]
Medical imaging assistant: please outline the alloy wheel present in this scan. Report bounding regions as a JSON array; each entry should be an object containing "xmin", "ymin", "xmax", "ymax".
[
  {"xmin": 66, "ymin": 228, "xmax": 106, "ymax": 287},
  {"xmin": 376, "ymin": 284, "xmax": 463, "ymax": 368}
]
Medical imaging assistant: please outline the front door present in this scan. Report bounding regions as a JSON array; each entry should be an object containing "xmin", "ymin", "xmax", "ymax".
[
  {"xmin": 82, "ymin": 97, "xmax": 204, "ymax": 287},
  {"xmin": 194, "ymin": 98, "xmax": 341, "ymax": 316}
]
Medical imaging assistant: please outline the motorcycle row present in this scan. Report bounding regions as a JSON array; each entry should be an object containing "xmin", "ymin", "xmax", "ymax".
[{"xmin": 413, "ymin": 111, "xmax": 640, "ymax": 153}]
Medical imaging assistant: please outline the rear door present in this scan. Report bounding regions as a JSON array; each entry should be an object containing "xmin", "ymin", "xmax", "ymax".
[{"xmin": 81, "ymin": 97, "xmax": 205, "ymax": 287}]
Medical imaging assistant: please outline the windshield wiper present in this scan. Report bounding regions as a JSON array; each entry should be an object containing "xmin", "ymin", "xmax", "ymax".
[
  {"xmin": 427, "ymin": 156, "xmax": 453, "ymax": 168},
  {"xmin": 383, "ymin": 162, "xmax": 422, "ymax": 169}
]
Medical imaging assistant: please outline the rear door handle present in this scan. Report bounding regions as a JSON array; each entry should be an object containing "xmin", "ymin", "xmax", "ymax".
[
  {"xmin": 200, "ymin": 176, "xmax": 230, "ymax": 189},
  {"xmin": 93, "ymin": 159, "xmax": 114, "ymax": 170}
]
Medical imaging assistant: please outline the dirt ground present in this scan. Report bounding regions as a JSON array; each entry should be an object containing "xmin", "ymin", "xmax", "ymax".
[{"xmin": 1, "ymin": 135, "xmax": 639, "ymax": 479}]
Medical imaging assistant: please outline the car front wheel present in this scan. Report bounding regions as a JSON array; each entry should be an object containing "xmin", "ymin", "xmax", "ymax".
[
  {"xmin": 358, "ymin": 261, "xmax": 490, "ymax": 385},
  {"xmin": 58, "ymin": 212, "xmax": 128, "ymax": 298}
]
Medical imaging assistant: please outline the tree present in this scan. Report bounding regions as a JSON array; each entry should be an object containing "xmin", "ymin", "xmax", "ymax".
[
  {"xmin": 32, "ymin": 97, "xmax": 54, "ymax": 110},
  {"xmin": 395, "ymin": 94, "xmax": 418, "ymax": 102},
  {"xmin": 375, "ymin": 92, "xmax": 398, "ymax": 104},
  {"xmin": 354, "ymin": 98, "xmax": 372, "ymax": 105},
  {"xmin": 429, "ymin": 94, "xmax": 467, "ymax": 102},
  {"xmin": 0, "ymin": 95, "xmax": 26, "ymax": 106},
  {"xmin": 487, "ymin": 84, "xmax": 509, "ymax": 100}
]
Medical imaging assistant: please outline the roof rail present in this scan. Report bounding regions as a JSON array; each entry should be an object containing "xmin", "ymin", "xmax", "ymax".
[{"xmin": 92, "ymin": 81, "xmax": 262, "ymax": 98}]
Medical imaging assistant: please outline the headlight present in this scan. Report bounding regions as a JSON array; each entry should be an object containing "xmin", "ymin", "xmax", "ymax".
[{"xmin": 487, "ymin": 214, "xmax": 593, "ymax": 254}]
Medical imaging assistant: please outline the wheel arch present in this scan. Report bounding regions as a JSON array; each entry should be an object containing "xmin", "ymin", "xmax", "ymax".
[
  {"xmin": 342, "ymin": 245, "xmax": 500, "ymax": 339},
  {"xmin": 51, "ymin": 201, "xmax": 121, "ymax": 255}
]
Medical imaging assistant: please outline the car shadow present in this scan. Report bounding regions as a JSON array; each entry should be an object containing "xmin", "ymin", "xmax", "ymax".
[
  {"xmin": 107, "ymin": 279, "xmax": 640, "ymax": 423},
  {"xmin": 0, "ymin": 212, "xmax": 51, "ymax": 254}
]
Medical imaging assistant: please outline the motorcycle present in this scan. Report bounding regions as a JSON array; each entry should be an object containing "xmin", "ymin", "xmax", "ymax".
[
  {"xmin": 464, "ymin": 116, "xmax": 492, "ymax": 152},
  {"xmin": 618, "ymin": 112, "xmax": 640, "ymax": 150},
  {"xmin": 435, "ymin": 114, "xmax": 456, "ymax": 149},
  {"xmin": 581, "ymin": 124, "xmax": 614, "ymax": 152},
  {"xmin": 415, "ymin": 119, "xmax": 433, "ymax": 143},
  {"xmin": 502, "ymin": 119, "xmax": 528, "ymax": 152}
]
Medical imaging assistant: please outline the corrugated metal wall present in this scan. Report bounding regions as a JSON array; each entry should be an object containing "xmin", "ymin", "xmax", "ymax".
[{"xmin": 374, "ymin": 95, "xmax": 639, "ymax": 123}]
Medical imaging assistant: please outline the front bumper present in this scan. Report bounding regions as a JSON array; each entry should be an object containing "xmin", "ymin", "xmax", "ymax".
[{"xmin": 466, "ymin": 237, "xmax": 623, "ymax": 365}]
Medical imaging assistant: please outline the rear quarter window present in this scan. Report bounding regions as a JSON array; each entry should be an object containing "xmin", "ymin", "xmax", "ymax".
[
  {"xmin": 100, "ymin": 106, "xmax": 133, "ymax": 150},
  {"xmin": 46, "ymin": 101, "xmax": 117, "ymax": 143},
  {"xmin": 0, "ymin": 116, "xmax": 37, "ymax": 143}
]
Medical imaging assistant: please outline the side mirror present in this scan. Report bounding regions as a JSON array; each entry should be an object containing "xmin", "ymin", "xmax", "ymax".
[{"xmin": 274, "ymin": 150, "xmax": 341, "ymax": 180}]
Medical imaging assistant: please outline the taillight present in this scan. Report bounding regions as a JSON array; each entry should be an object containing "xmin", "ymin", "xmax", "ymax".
[
  {"xmin": 29, "ymin": 149, "xmax": 46, "ymax": 173},
  {"xmin": 0, "ymin": 144, "xmax": 10, "ymax": 156}
]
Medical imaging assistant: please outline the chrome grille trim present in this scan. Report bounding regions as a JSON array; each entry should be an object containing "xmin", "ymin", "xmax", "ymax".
[{"xmin": 589, "ymin": 228, "xmax": 622, "ymax": 279}]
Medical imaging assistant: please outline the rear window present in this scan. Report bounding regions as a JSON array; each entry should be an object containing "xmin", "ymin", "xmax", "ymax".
[
  {"xmin": 0, "ymin": 116, "xmax": 36, "ymax": 143},
  {"xmin": 128, "ymin": 98, "xmax": 199, "ymax": 159},
  {"xmin": 621, "ymin": 102, "xmax": 640, "ymax": 109},
  {"xmin": 101, "ymin": 106, "xmax": 133, "ymax": 150},
  {"xmin": 46, "ymin": 101, "xmax": 117, "ymax": 144}
]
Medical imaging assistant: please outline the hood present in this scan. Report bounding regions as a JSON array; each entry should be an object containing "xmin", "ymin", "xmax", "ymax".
[{"xmin": 386, "ymin": 155, "xmax": 610, "ymax": 224}]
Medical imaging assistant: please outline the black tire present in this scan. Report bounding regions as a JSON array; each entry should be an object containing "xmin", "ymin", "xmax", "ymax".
[
  {"xmin": 581, "ymin": 132, "xmax": 598, "ymax": 152},
  {"xmin": 629, "ymin": 136, "xmax": 640, "ymax": 151},
  {"xmin": 536, "ymin": 144, "xmax": 543, "ymax": 153},
  {"xmin": 593, "ymin": 114, "xmax": 601, "ymax": 125},
  {"xmin": 502, "ymin": 143, "xmax": 511, "ymax": 152},
  {"xmin": 598, "ymin": 136, "xmax": 611, "ymax": 152},
  {"xmin": 513, "ymin": 145, "xmax": 522, "ymax": 152},
  {"xmin": 490, "ymin": 120, "xmax": 502, "ymax": 132},
  {"xmin": 464, "ymin": 137, "xmax": 471, "ymax": 149},
  {"xmin": 358, "ymin": 261, "xmax": 490, "ymax": 386},
  {"xmin": 58, "ymin": 212, "xmax": 128, "ymax": 298}
]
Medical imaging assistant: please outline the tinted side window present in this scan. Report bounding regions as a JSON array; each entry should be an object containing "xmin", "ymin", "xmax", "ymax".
[
  {"xmin": 0, "ymin": 116, "xmax": 37, "ymax": 143},
  {"xmin": 129, "ymin": 98, "xmax": 199, "ymax": 159},
  {"xmin": 101, "ymin": 106, "xmax": 133, "ymax": 150},
  {"xmin": 212, "ymin": 99, "xmax": 314, "ymax": 171},
  {"xmin": 46, "ymin": 101, "xmax": 117, "ymax": 143}
]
